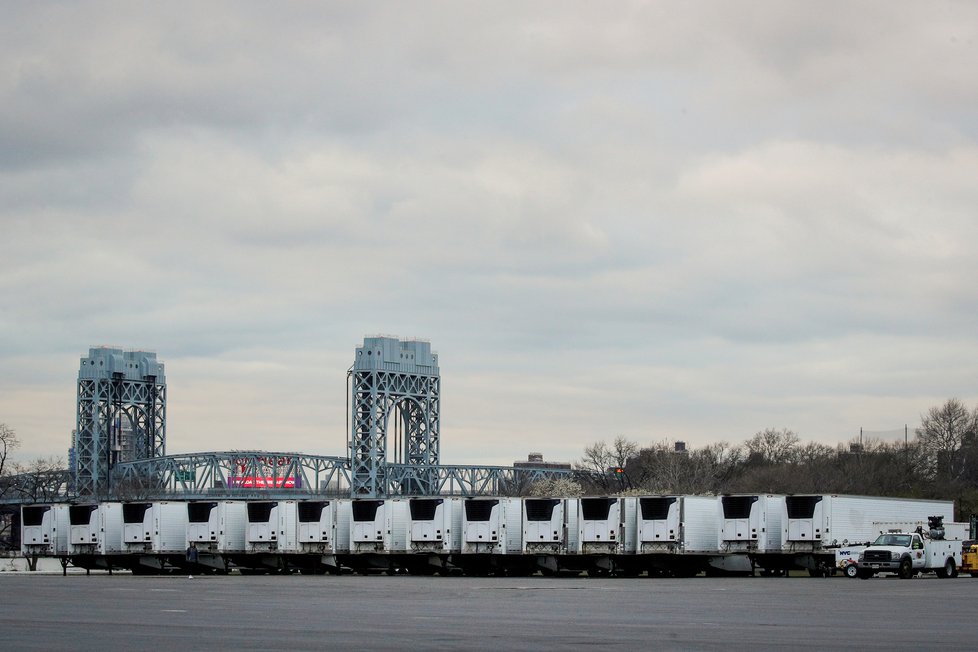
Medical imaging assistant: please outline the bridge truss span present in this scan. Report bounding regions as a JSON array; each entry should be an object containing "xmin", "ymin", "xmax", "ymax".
[
  {"xmin": 111, "ymin": 451, "xmax": 352, "ymax": 500},
  {"xmin": 385, "ymin": 464, "xmax": 590, "ymax": 497}
]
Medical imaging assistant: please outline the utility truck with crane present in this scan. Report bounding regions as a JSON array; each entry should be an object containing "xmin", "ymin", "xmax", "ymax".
[{"xmin": 853, "ymin": 516, "xmax": 962, "ymax": 579}]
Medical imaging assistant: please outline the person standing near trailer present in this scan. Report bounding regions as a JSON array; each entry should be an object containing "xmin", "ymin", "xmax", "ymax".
[{"xmin": 186, "ymin": 541, "xmax": 199, "ymax": 577}]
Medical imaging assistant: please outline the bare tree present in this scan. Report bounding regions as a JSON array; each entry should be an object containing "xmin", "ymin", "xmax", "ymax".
[
  {"xmin": 576, "ymin": 440, "xmax": 613, "ymax": 475},
  {"xmin": 577, "ymin": 436, "xmax": 639, "ymax": 473},
  {"xmin": 610, "ymin": 436, "xmax": 639, "ymax": 469},
  {"xmin": 0, "ymin": 423, "xmax": 19, "ymax": 479},
  {"xmin": 9, "ymin": 457, "xmax": 68, "ymax": 503},
  {"xmin": 744, "ymin": 428, "xmax": 800, "ymax": 465},
  {"xmin": 696, "ymin": 441, "xmax": 744, "ymax": 491},
  {"xmin": 576, "ymin": 436, "xmax": 639, "ymax": 493},
  {"xmin": 626, "ymin": 440, "xmax": 742, "ymax": 495},
  {"xmin": 916, "ymin": 398, "xmax": 974, "ymax": 480}
]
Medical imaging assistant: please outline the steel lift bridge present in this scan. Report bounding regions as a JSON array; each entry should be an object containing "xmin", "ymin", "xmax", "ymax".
[
  {"xmin": 97, "ymin": 336, "xmax": 584, "ymax": 501},
  {"xmin": 1, "ymin": 338, "xmax": 587, "ymax": 512},
  {"xmin": 73, "ymin": 347, "xmax": 166, "ymax": 497}
]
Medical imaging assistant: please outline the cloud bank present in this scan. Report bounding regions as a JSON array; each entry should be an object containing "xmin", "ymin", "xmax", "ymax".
[{"xmin": 2, "ymin": 2, "xmax": 977, "ymax": 465}]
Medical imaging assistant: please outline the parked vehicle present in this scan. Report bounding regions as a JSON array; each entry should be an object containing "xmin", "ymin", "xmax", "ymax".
[
  {"xmin": 627, "ymin": 495, "xmax": 719, "ymax": 576},
  {"xmin": 781, "ymin": 495, "xmax": 954, "ymax": 577},
  {"xmin": 20, "ymin": 504, "xmax": 69, "ymax": 559},
  {"xmin": 20, "ymin": 495, "xmax": 975, "ymax": 579},
  {"xmin": 186, "ymin": 500, "xmax": 247, "ymax": 572},
  {"xmin": 960, "ymin": 542, "xmax": 978, "ymax": 578},
  {"xmin": 121, "ymin": 501, "xmax": 189, "ymax": 573},
  {"xmin": 853, "ymin": 517, "xmax": 962, "ymax": 579},
  {"xmin": 68, "ymin": 502, "xmax": 124, "ymax": 571},
  {"xmin": 453, "ymin": 497, "xmax": 527, "ymax": 576}
]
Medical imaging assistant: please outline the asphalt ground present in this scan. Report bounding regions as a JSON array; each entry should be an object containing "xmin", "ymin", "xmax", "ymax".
[{"xmin": 1, "ymin": 573, "xmax": 975, "ymax": 651}]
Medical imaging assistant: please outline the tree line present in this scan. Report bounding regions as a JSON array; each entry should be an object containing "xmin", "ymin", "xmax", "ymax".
[{"xmin": 571, "ymin": 398, "xmax": 978, "ymax": 518}]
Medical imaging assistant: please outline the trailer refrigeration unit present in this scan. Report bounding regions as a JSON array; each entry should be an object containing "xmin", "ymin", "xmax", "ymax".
[
  {"xmin": 631, "ymin": 495, "xmax": 720, "ymax": 577},
  {"xmin": 391, "ymin": 497, "xmax": 463, "ymax": 575},
  {"xmin": 186, "ymin": 500, "xmax": 247, "ymax": 572},
  {"xmin": 68, "ymin": 502, "xmax": 124, "ymax": 572},
  {"xmin": 121, "ymin": 501, "xmax": 189, "ymax": 573},
  {"xmin": 523, "ymin": 498, "xmax": 578, "ymax": 575},
  {"xmin": 718, "ymin": 494, "xmax": 785, "ymax": 574},
  {"xmin": 292, "ymin": 501, "xmax": 331, "ymax": 553},
  {"xmin": 454, "ymin": 497, "xmax": 526, "ymax": 576},
  {"xmin": 346, "ymin": 498, "xmax": 408, "ymax": 573},
  {"xmin": 21, "ymin": 504, "xmax": 70, "ymax": 561},
  {"xmin": 236, "ymin": 501, "xmax": 288, "ymax": 573},
  {"xmin": 276, "ymin": 500, "xmax": 344, "ymax": 574},
  {"xmin": 781, "ymin": 494, "xmax": 956, "ymax": 576},
  {"xmin": 245, "ymin": 501, "xmax": 282, "ymax": 553},
  {"xmin": 576, "ymin": 498, "xmax": 621, "ymax": 555},
  {"xmin": 565, "ymin": 497, "xmax": 625, "ymax": 575}
]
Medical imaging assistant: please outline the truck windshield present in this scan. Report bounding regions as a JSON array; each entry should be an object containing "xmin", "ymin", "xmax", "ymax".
[{"xmin": 872, "ymin": 534, "xmax": 912, "ymax": 547}]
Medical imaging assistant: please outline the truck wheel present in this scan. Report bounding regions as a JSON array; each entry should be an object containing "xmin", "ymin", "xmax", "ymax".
[
  {"xmin": 845, "ymin": 564, "xmax": 859, "ymax": 579},
  {"xmin": 898, "ymin": 558, "xmax": 913, "ymax": 580},
  {"xmin": 858, "ymin": 569, "xmax": 873, "ymax": 580},
  {"xmin": 937, "ymin": 558, "xmax": 957, "ymax": 579}
]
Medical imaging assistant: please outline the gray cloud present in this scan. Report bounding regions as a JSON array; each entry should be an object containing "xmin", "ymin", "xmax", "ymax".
[{"xmin": 2, "ymin": 2, "xmax": 978, "ymax": 465}]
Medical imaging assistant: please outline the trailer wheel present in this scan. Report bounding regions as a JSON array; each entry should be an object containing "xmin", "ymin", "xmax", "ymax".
[
  {"xmin": 898, "ymin": 558, "xmax": 913, "ymax": 579},
  {"xmin": 845, "ymin": 564, "xmax": 859, "ymax": 579}
]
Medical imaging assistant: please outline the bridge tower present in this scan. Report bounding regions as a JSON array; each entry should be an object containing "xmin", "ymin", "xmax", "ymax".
[
  {"xmin": 74, "ymin": 347, "xmax": 166, "ymax": 497},
  {"xmin": 349, "ymin": 336, "xmax": 440, "ymax": 497}
]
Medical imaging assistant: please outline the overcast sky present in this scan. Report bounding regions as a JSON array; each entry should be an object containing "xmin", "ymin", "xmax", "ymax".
[{"xmin": 2, "ymin": 2, "xmax": 977, "ymax": 467}]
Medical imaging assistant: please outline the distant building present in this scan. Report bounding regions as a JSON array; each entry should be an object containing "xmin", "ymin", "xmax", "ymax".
[{"xmin": 513, "ymin": 452, "xmax": 571, "ymax": 470}]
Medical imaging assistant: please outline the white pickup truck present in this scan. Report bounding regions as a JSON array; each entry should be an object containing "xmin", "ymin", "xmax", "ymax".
[{"xmin": 854, "ymin": 530, "xmax": 961, "ymax": 579}]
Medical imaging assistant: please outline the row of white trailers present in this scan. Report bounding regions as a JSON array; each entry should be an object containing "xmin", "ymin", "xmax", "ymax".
[{"xmin": 20, "ymin": 494, "xmax": 957, "ymax": 577}]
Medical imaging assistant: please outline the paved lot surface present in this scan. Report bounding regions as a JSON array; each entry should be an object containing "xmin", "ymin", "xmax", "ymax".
[{"xmin": 1, "ymin": 573, "xmax": 975, "ymax": 651}]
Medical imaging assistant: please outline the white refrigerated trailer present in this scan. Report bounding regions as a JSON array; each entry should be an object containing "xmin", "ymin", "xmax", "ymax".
[
  {"xmin": 523, "ymin": 498, "xmax": 579, "ymax": 575},
  {"xmin": 719, "ymin": 494, "xmax": 785, "ymax": 574},
  {"xmin": 68, "ymin": 502, "xmax": 125, "ymax": 571},
  {"xmin": 407, "ymin": 497, "xmax": 463, "ymax": 553},
  {"xmin": 21, "ymin": 504, "xmax": 70, "ymax": 560},
  {"xmin": 290, "ymin": 500, "xmax": 336, "ymax": 554},
  {"xmin": 289, "ymin": 499, "xmax": 345, "ymax": 573},
  {"xmin": 781, "ymin": 494, "xmax": 956, "ymax": 576},
  {"xmin": 345, "ymin": 498, "xmax": 409, "ymax": 573},
  {"xmin": 522, "ymin": 498, "xmax": 566, "ymax": 554},
  {"xmin": 236, "ymin": 500, "xmax": 288, "ymax": 572},
  {"xmin": 388, "ymin": 497, "xmax": 464, "ymax": 574},
  {"xmin": 559, "ymin": 497, "xmax": 632, "ymax": 576},
  {"xmin": 68, "ymin": 504, "xmax": 99, "ymax": 552},
  {"xmin": 629, "ymin": 495, "xmax": 720, "ymax": 577},
  {"xmin": 245, "ymin": 501, "xmax": 284, "ymax": 553},
  {"xmin": 186, "ymin": 500, "xmax": 247, "ymax": 572},
  {"xmin": 453, "ymin": 497, "xmax": 526, "ymax": 575},
  {"xmin": 121, "ymin": 501, "xmax": 189, "ymax": 572},
  {"xmin": 574, "ymin": 497, "xmax": 622, "ymax": 555}
]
